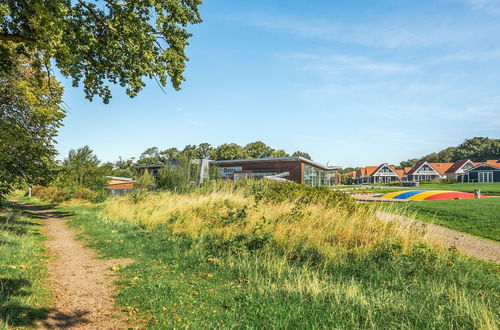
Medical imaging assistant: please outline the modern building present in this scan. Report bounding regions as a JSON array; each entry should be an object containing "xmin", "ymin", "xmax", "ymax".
[
  {"xmin": 210, "ymin": 157, "xmax": 341, "ymax": 186},
  {"xmin": 464, "ymin": 160, "xmax": 500, "ymax": 182},
  {"xmin": 105, "ymin": 176, "xmax": 135, "ymax": 196}
]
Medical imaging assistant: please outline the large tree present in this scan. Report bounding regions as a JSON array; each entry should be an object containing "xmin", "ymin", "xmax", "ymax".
[
  {"xmin": 57, "ymin": 146, "xmax": 110, "ymax": 190},
  {"xmin": 0, "ymin": 0, "xmax": 203, "ymax": 103},
  {"xmin": 0, "ymin": 58, "xmax": 65, "ymax": 199}
]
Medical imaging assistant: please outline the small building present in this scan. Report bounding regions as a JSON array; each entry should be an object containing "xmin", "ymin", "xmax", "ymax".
[
  {"xmin": 444, "ymin": 159, "xmax": 476, "ymax": 182},
  {"xmin": 464, "ymin": 160, "xmax": 500, "ymax": 183},
  {"xmin": 406, "ymin": 162, "xmax": 453, "ymax": 182},
  {"xmin": 210, "ymin": 157, "xmax": 341, "ymax": 187},
  {"xmin": 105, "ymin": 176, "xmax": 135, "ymax": 196},
  {"xmin": 354, "ymin": 164, "xmax": 403, "ymax": 184}
]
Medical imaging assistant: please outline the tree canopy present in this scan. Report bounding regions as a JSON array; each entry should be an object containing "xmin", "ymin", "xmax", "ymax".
[
  {"xmin": 399, "ymin": 137, "xmax": 500, "ymax": 167},
  {"xmin": 0, "ymin": 0, "xmax": 203, "ymax": 103},
  {"xmin": 0, "ymin": 58, "xmax": 65, "ymax": 199}
]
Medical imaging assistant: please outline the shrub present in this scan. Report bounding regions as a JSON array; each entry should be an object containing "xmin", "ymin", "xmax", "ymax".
[
  {"xmin": 32, "ymin": 186, "xmax": 72, "ymax": 203},
  {"xmin": 420, "ymin": 178, "xmax": 457, "ymax": 184}
]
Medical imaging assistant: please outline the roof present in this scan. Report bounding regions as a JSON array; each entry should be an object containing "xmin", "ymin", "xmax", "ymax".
[
  {"xmin": 365, "ymin": 166, "xmax": 379, "ymax": 176},
  {"xmin": 407, "ymin": 161, "xmax": 453, "ymax": 175},
  {"xmin": 394, "ymin": 169, "xmax": 404, "ymax": 178},
  {"xmin": 445, "ymin": 159, "xmax": 472, "ymax": 174},
  {"xmin": 105, "ymin": 176, "xmax": 133, "ymax": 181},
  {"xmin": 429, "ymin": 163, "xmax": 454, "ymax": 174},
  {"xmin": 486, "ymin": 160, "xmax": 500, "ymax": 168},
  {"xmin": 210, "ymin": 157, "xmax": 341, "ymax": 171},
  {"xmin": 404, "ymin": 167, "xmax": 412, "ymax": 173}
]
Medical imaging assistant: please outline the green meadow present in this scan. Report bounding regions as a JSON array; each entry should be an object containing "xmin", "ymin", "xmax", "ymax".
[
  {"xmin": 38, "ymin": 181, "xmax": 499, "ymax": 329},
  {"xmin": 387, "ymin": 198, "xmax": 500, "ymax": 241}
]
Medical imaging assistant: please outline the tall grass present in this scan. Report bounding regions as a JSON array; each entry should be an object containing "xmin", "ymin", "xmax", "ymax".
[
  {"xmin": 102, "ymin": 181, "xmax": 427, "ymax": 262},
  {"xmin": 62, "ymin": 181, "xmax": 499, "ymax": 328}
]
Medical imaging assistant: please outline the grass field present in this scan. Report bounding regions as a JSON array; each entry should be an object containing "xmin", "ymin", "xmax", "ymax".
[
  {"xmin": 0, "ymin": 201, "xmax": 52, "ymax": 328},
  {"xmin": 42, "ymin": 181, "xmax": 499, "ymax": 329},
  {"xmin": 386, "ymin": 198, "xmax": 500, "ymax": 241},
  {"xmin": 342, "ymin": 182, "xmax": 500, "ymax": 195}
]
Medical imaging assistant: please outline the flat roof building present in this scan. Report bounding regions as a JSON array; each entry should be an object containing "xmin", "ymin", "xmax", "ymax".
[{"xmin": 211, "ymin": 157, "xmax": 341, "ymax": 187}]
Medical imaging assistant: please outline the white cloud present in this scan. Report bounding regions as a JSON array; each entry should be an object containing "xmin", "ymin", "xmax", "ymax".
[
  {"xmin": 249, "ymin": 14, "xmax": 500, "ymax": 49},
  {"xmin": 289, "ymin": 53, "xmax": 417, "ymax": 75},
  {"xmin": 462, "ymin": 0, "xmax": 500, "ymax": 14}
]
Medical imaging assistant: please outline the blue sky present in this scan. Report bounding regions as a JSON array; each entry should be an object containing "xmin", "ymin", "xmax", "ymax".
[{"xmin": 56, "ymin": 0, "xmax": 500, "ymax": 167}]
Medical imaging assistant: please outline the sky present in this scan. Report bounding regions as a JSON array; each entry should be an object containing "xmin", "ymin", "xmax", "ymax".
[{"xmin": 56, "ymin": 0, "xmax": 500, "ymax": 167}]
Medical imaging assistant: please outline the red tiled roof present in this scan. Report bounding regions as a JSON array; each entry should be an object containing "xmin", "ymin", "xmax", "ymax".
[
  {"xmin": 394, "ymin": 169, "xmax": 404, "ymax": 178},
  {"xmin": 428, "ymin": 163, "xmax": 454, "ymax": 174},
  {"xmin": 365, "ymin": 166, "xmax": 379, "ymax": 176},
  {"xmin": 404, "ymin": 167, "xmax": 412, "ymax": 173},
  {"xmin": 485, "ymin": 160, "xmax": 500, "ymax": 169}
]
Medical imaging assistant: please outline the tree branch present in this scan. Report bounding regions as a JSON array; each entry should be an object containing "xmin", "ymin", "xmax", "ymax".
[
  {"xmin": 78, "ymin": 0, "xmax": 117, "ymax": 32},
  {"xmin": 0, "ymin": 32, "xmax": 34, "ymax": 43}
]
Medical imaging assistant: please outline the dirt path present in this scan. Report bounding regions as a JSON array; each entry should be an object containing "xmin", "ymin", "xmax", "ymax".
[
  {"xmin": 12, "ymin": 201, "xmax": 134, "ymax": 329},
  {"xmin": 377, "ymin": 211, "xmax": 500, "ymax": 263}
]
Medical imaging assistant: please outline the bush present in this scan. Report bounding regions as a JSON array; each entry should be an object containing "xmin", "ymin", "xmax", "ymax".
[
  {"xmin": 32, "ymin": 186, "xmax": 73, "ymax": 203},
  {"xmin": 32, "ymin": 185, "xmax": 107, "ymax": 203},
  {"xmin": 157, "ymin": 163, "xmax": 198, "ymax": 193},
  {"xmin": 420, "ymin": 178, "xmax": 457, "ymax": 184},
  {"xmin": 201, "ymin": 180, "xmax": 358, "ymax": 211}
]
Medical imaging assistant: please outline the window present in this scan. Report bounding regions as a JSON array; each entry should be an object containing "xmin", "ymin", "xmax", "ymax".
[
  {"xmin": 303, "ymin": 165, "xmax": 335, "ymax": 187},
  {"xmin": 478, "ymin": 172, "xmax": 493, "ymax": 183}
]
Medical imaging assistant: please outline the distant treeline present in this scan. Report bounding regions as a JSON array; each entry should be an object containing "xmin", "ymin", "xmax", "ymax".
[
  {"xmin": 399, "ymin": 137, "xmax": 500, "ymax": 168},
  {"xmin": 110, "ymin": 141, "xmax": 311, "ymax": 178}
]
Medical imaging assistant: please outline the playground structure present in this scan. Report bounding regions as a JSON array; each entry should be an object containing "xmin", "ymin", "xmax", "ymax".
[{"xmin": 375, "ymin": 190, "xmax": 487, "ymax": 201}]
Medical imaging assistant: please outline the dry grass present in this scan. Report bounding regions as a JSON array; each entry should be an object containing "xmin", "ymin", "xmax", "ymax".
[{"xmin": 101, "ymin": 190, "xmax": 430, "ymax": 260}]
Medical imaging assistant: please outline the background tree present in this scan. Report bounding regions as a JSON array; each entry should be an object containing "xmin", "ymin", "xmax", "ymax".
[
  {"xmin": 56, "ymin": 146, "xmax": 109, "ymax": 190},
  {"xmin": 0, "ymin": 58, "xmax": 65, "ymax": 200},
  {"xmin": 111, "ymin": 157, "xmax": 136, "ymax": 178},
  {"xmin": 272, "ymin": 149, "xmax": 289, "ymax": 157},
  {"xmin": 160, "ymin": 147, "xmax": 181, "ymax": 162},
  {"xmin": 181, "ymin": 144, "xmax": 198, "ymax": 160},
  {"xmin": 399, "ymin": 137, "xmax": 500, "ymax": 167},
  {"xmin": 196, "ymin": 143, "xmax": 213, "ymax": 159},
  {"xmin": 137, "ymin": 147, "xmax": 163, "ymax": 165},
  {"xmin": 243, "ymin": 141, "xmax": 274, "ymax": 158},
  {"xmin": 1, "ymin": 0, "xmax": 203, "ymax": 103},
  {"xmin": 135, "ymin": 170, "xmax": 155, "ymax": 190},
  {"xmin": 211, "ymin": 143, "xmax": 246, "ymax": 160},
  {"xmin": 292, "ymin": 151, "xmax": 312, "ymax": 160}
]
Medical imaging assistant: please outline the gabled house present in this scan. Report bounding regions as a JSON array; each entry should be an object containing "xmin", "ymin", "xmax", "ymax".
[
  {"xmin": 368, "ymin": 163, "xmax": 403, "ymax": 183},
  {"xmin": 406, "ymin": 162, "xmax": 453, "ymax": 182},
  {"xmin": 355, "ymin": 163, "xmax": 403, "ymax": 184},
  {"xmin": 464, "ymin": 160, "xmax": 500, "ymax": 183},
  {"xmin": 444, "ymin": 159, "xmax": 476, "ymax": 182}
]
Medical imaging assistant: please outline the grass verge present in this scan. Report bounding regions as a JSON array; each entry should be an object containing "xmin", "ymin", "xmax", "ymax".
[
  {"xmin": 385, "ymin": 198, "xmax": 500, "ymax": 241},
  {"xmin": 0, "ymin": 200, "xmax": 52, "ymax": 329},
  {"xmin": 42, "ymin": 180, "xmax": 500, "ymax": 329}
]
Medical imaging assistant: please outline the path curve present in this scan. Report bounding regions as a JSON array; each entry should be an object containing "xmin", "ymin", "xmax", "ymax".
[
  {"xmin": 12, "ymin": 201, "xmax": 134, "ymax": 329},
  {"xmin": 377, "ymin": 210, "xmax": 500, "ymax": 263}
]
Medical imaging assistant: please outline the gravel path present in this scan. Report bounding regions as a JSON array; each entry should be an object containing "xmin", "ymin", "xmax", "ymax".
[
  {"xmin": 377, "ymin": 210, "xmax": 500, "ymax": 263},
  {"xmin": 13, "ymin": 201, "xmax": 134, "ymax": 329}
]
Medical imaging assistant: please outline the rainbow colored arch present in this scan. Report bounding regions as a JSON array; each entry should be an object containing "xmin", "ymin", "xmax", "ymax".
[{"xmin": 376, "ymin": 190, "xmax": 482, "ymax": 200}]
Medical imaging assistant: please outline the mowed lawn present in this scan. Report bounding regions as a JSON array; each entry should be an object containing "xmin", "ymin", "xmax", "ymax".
[{"xmin": 389, "ymin": 198, "xmax": 500, "ymax": 241}]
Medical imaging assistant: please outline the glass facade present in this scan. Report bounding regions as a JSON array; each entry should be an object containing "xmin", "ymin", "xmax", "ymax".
[{"xmin": 303, "ymin": 165, "xmax": 336, "ymax": 187}]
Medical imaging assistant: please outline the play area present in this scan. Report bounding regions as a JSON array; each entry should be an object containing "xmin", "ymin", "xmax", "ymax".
[{"xmin": 375, "ymin": 190, "xmax": 487, "ymax": 201}]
